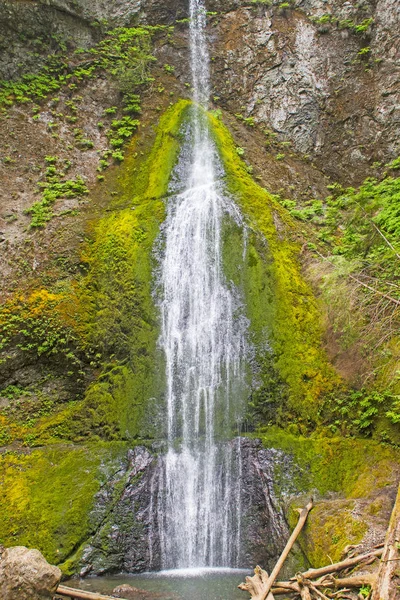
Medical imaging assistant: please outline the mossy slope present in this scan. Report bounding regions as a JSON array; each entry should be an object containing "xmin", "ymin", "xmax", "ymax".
[
  {"xmin": 0, "ymin": 100, "xmax": 190, "ymax": 447},
  {"xmin": 210, "ymin": 112, "xmax": 340, "ymax": 424},
  {"xmin": 0, "ymin": 101, "xmax": 189, "ymax": 569},
  {"xmin": 259, "ymin": 427, "xmax": 400, "ymax": 566},
  {"xmin": 0, "ymin": 442, "xmax": 128, "ymax": 570}
]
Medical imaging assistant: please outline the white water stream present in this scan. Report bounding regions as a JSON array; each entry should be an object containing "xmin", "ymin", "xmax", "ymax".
[{"xmin": 155, "ymin": 0, "xmax": 248, "ymax": 569}]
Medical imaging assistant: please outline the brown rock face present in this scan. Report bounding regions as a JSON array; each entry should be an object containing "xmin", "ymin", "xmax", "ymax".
[{"xmin": 0, "ymin": 546, "xmax": 62, "ymax": 600}]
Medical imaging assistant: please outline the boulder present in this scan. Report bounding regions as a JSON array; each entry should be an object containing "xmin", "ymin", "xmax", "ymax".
[
  {"xmin": 0, "ymin": 546, "xmax": 61, "ymax": 600},
  {"xmin": 112, "ymin": 584, "xmax": 168, "ymax": 599}
]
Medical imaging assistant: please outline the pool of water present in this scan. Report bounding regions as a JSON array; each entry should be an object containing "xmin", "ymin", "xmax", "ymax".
[{"xmin": 66, "ymin": 568, "xmax": 252, "ymax": 600}]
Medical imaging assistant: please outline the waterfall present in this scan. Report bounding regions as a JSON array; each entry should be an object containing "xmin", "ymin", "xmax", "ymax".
[{"xmin": 155, "ymin": 0, "xmax": 248, "ymax": 569}]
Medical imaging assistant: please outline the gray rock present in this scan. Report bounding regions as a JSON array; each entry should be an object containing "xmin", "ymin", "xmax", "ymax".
[
  {"xmin": 0, "ymin": 546, "xmax": 61, "ymax": 600},
  {"xmin": 112, "ymin": 584, "xmax": 166, "ymax": 599},
  {"xmin": 79, "ymin": 440, "xmax": 305, "ymax": 576}
]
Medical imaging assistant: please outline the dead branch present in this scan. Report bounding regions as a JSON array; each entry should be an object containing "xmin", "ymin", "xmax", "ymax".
[
  {"xmin": 295, "ymin": 548, "xmax": 383, "ymax": 581},
  {"xmin": 371, "ymin": 483, "xmax": 400, "ymax": 600},
  {"xmin": 263, "ymin": 499, "xmax": 314, "ymax": 599},
  {"xmin": 308, "ymin": 583, "xmax": 330, "ymax": 600},
  {"xmin": 320, "ymin": 574, "xmax": 376, "ymax": 589},
  {"xmin": 56, "ymin": 585, "xmax": 125, "ymax": 600}
]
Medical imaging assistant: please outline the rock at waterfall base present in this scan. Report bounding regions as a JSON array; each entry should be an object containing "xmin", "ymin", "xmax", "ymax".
[
  {"xmin": 0, "ymin": 545, "xmax": 62, "ymax": 600},
  {"xmin": 112, "ymin": 584, "xmax": 175, "ymax": 599}
]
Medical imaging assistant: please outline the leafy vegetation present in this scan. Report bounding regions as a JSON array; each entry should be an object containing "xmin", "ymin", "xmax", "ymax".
[
  {"xmin": 311, "ymin": 14, "xmax": 374, "ymax": 34},
  {"xmin": 25, "ymin": 157, "xmax": 89, "ymax": 227},
  {"xmin": 273, "ymin": 162, "xmax": 400, "ymax": 440}
]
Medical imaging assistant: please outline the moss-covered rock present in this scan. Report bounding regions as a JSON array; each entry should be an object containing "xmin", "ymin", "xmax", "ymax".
[
  {"xmin": 210, "ymin": 112, "xmax": 341, "ymax": 424},
  {"xmin": 0, "ymin": 443, "xmax": 128, "ymax": 569},
  {"xmin": 259, "ymin": 427, "xmax": 400, "ymax": 566}
]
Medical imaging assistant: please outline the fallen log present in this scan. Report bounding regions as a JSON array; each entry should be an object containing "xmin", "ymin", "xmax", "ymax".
[
  {"xmin": 239, "ymin": 499, "xmax": 313, "ymax": 600},
  {"xmin": 371, "ymin": 482, "xmax": 400, "ymax": 600},
  {"xmin": 294, "ymin": 548, "xmax": 383, "ymax": 581},
  {"xmin": 56, "ymin": 584, "xmax": 126, "ymax": 600}
]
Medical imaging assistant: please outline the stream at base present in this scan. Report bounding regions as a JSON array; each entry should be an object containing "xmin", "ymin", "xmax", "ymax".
[{"xmin": 66, "ymin": 569, "xmax": 250, "ymax": 600}]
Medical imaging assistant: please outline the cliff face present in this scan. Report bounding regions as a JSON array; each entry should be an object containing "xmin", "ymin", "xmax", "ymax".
[
  {"xmin": 2, "ymin": 0, "xmax": 398, "ymax": 182},
  {"xmin": 210, "ymin": 0, "xmax": 400, "ymax": 184},
  {"xmin": 0, "ymin": 0, "xmax": 399, "ymax": 579}
]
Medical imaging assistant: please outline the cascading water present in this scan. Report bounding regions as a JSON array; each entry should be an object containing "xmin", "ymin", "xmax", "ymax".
[{"xmin": 155, "ymin": 0, "xmax": 249, "ymax": 569}]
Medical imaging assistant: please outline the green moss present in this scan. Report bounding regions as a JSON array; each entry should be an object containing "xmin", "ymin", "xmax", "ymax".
[
  {"xmin": 0, "ymin": 442, "xmax": 127, "ymax": 569},
  {"xmin": 210, "ymin": 112, "xmax": 340, "ymax": 423},
  {"xmin": 288, "ymin": 497, "xmax": 368, "ymax": 566},
  {"xmin": 0, "ymin": 100, "xmax": 191, "ymax": 447},
  {"xmin": 258, "ymin": 426, "xmax": 400, "ymax": 497},
  {"xmin": 259, "ymin": 428, "xmax": 400, "ymax": 566},
  {"xmin": 72, "ymin": 100, "xmax": 191, "ymax": 441}
]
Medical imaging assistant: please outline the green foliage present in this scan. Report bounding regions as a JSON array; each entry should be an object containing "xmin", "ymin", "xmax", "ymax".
[
  {"xmin": 311, "ymin": 14, "xmax": 374, "ymax": 34},
  {"xmin": 0, "ymin": 289, "xmax": 86, "ymax": 367},
  {"xmin": 163, "ymin": 63, "xmax": 175, "ymax": 74},
  {"xmin": 320, "ymin": 389, "xmax": 400, "ymax": 438},
  {"xmin": 25, "ymin": 157, "xmax": 89, "ymax": 227},
  {"xmin": 235, "ymin": 113, "xmax": 255, "ymax": 127},
  {"xmin": 122, "ymin": 93, "xmax": 141, "ymax": 114},
  {"xmin": 0, "ymin": 26, "xmax": 164, "ymax": 110},
  {"xmin": 106, "ymin": 116, "xmax": 140, "ymax": 155},
  {"xmin": 386, "ymin": 157, "xmax": 400, "ymax": 170},
  {"xmin": 278, "ymin": 161, "xmax": 400, "ymax": 435}
]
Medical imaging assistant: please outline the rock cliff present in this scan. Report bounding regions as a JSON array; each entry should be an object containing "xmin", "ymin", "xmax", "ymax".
[{"xmin": 0, "ymin": 0, "xmax": 399, "ymax": 580}]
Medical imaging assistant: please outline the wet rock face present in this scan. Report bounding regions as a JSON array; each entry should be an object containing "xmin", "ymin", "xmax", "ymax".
[
  {"xmin": 231, "ymin": 437, "xmax": 290, "ymax": 569},
  {"xmin": 79, "ymin": 439, "xmax": 295, "ymax": 575},
  {"xmin": 210, "ymin": 0, "xmax": 400, "ymax": 184},
  {"xmin": 79, "ymin": 446, "xmax": 159, "ymax": 575},
  {"xmin": 0, "ymin": 546, "xmax": 61, "ymax": 600}
]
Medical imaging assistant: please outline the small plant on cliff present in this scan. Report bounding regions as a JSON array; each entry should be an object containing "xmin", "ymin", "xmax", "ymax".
[{"xmin": 25, "ymin": 158, "xmax": 89, "ymax": 227}]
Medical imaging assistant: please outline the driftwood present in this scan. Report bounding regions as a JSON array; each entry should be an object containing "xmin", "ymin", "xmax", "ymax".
[
  {"xmin": 269, "ymin": 574, "xmax": 376, "ymax": 596},
  {"xmin": 319, "ymin": 574, "xmax": 377, "ymax": 589},
  {"xmin": 239, "ymin": 499, "xmax": 313, "ymax": 600},
  {"xmin": 237, "ymin": 565, "xmax": 277, "ymax": 600},
  {"xmin": 371, "ymin": 483, "xmax": 400, "ymax": 600},
  {"xmin": 55, "ymin": 584, "xmax": 127, "ymax": 600},
  {"xmin": 296, "ymin": 548, "xmax": 383, "ymax": 581}
]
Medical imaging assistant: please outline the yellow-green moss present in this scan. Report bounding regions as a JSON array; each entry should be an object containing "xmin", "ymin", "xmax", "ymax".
[
  {"xmin": 209, "ymin": 112, "xmax": 340, "ymax": 422},
  {"xmin": 260, "ymin": 428, "xmax": 400, "ymax": 566},
  {"xmin": 0, "ymin": 442, "xmax": 128, "ymax": 569},
  {"xmin": 259, "ymin": 426, "xmax": 399, "ymax": 497},
  {"xmin": 70, "ymin": 100, "xmax": 191, "ymax": 440},
  {"xmin": 0, "ymin": 100, "xmax": 191, "ymax": 446},
  {"xmin": 287, "ymin": 497, "xmax": 368, "ymax": 567}
]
